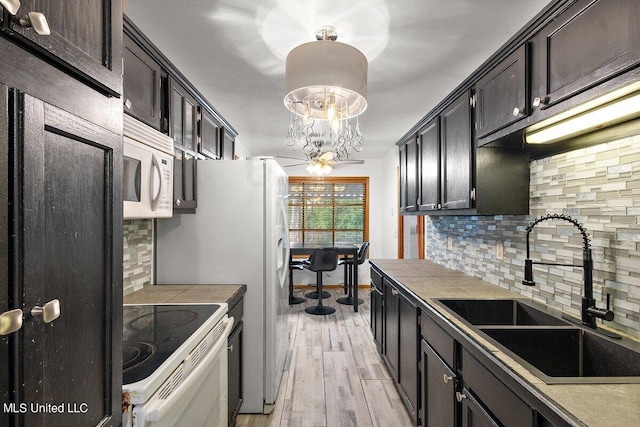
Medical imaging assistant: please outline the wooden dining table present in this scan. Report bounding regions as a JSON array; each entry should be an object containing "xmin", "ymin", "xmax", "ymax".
[{"xmin": 289, "ymin": 242, "xmax": 362, "ymax": 312}]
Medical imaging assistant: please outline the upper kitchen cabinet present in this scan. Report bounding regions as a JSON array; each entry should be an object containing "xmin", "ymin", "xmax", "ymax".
[
  {"xmin": 417, "ymin": 117, "xmax": 439, "ymax": 211},
  {"xmin": 200, "ymin": 107, "xmax": 221, "ymax": 159},
  {"xmin": 170, "ymin": 77, "xmax": 200, "ymax": 212},
  {"xmin": 399, "ymin": 134, "xmax": 418, "ymax": 213},
  {"xmin": 475, "ymin": 44, "xmax": 529, "ymax": 144},
  {"xmin": 0, "ymin": 0, "xmax": 122, "ymax": 97},
  {"xmin": 440, "ymin": 92, "xmax": 473, "ymax": 210},
  {"xmin": 123, "ymin": 33, "xmax": 166, "ymax": 131},
  {"xmin": 532, "ymin": 0, "xmax": 640, "ymax": 112},
  {"xmin": 220, "ymin": 128, "xmax": 236, "ymax": 160}
]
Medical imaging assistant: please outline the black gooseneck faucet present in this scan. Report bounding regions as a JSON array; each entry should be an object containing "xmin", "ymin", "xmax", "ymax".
[{"xmin": 523, "ymin": 214, "xmax": 618, "ymax": 336}]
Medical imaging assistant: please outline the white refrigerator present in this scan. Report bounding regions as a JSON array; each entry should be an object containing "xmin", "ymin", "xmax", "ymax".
[{"xmin": 155, "ymin": 158, "xmax": 290, "ymax": 414}]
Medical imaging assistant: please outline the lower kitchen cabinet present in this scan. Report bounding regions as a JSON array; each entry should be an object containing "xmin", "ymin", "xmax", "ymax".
[
  {"xmin": 422, "ymin": 340, "xmax": 457, "ymax": 426},
  {"xmin": 370, "ymin": 281, "xmax": 384, "ymax": 353},
  {"xmin": 459, "ymin": 387, "xmax": 499, "ymax": 427},
  {"xmin": 227, "ymin": 296, "xmax": 244, "ymax": 426},
  {"xmin": 383, "ymin": 278, "xmax": 400, "ymax": 381}
]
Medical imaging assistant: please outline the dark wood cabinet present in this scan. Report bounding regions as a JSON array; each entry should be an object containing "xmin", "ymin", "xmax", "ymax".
[
  {"xmin": 228, "ymin": 320, "xmax": 243, "ymax": 427},
  {"xmin": 371, "ymin": 282, "xmax": 384, "ymax": 354},
  {"xmin": 4, "ymin": 88, "xmax": 122, "ymax": 426},
  {"xmin": 398, "ymin": 294, "xmax": 419, "ymax": 423},
  {"xmin": 123, "ymin": 33, "xmax": 166, "ymax": 131},
  {"xmin": 459, "ymin": 387, "xmax": 499, "ymax": 427},
  {"xmin": 0, "ymin": 0, "xmax": 122, "ymax": 96},
  {"xmin": 418, "ymin": 118, "xmax": 439, "ymax": 211},
  {"xmin": 422, "ymin": 340, "xmax": 457, "ymax": 427},
  {"xmin": 534, "ymin": 0, "xmax": 640, "ymax": 110},
  {"xmin": 399, "ymin": 135, "xmax": 419, "ymax": 212},
  {"xmin": 441, "ymin": 91, "xmax": 473, "ymax": 210},
  {"xmin": 383, "ymin": 278, "xmax": 399, "ymax": 381},
  {"xmin": 200, "ymin": 108, "xmax": 221, "ymax": 159},
  {"xmin": 170, "ymin": 78, "xmax": 200, "ymax": 212},
  {"xmin": 221, "ymin": 128, "xmax": 236, "ymax": 160},
  {"xmin": 475, "ymin": 44, "xmax": 529, "ymax": 142}
]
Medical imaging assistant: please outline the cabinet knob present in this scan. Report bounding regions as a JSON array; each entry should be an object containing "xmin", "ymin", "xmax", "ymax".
[
  {"xmin": 391, "ymin": 289, "xmax": 399, "ymax": 296},
  {"xmin": 17, "ymin": 11, "xmax": 50, "ymax": 35},
  {"xmin": 533, "ymin": 96, "xmax": 549, "ymax": 107},
  {"xmin": 31, "ymin": 299, "xmax": 60, "ymax": 323},
  {"xmin": 175, "ymin": 199, "xmax": 181, "ymax": 206},
  {"xmin": 0, "ymin": 0, "xmax": 21, "ymax": 15},
  {"xmin": 443, "ymin": 374, "xmax": 453, "ymax": 384},
  {"xmin": 0, "ymin": 308, "xmax": 23, "ymax": 335},
  {"xmin": 455, "ymin": 391, "xmax": 467, "ymax": 402},
  {"xmin": 512, "ymin": 107, "xmax": 523, "ymax": 117},
  {"xmin": 124, "ymin": 98, "xmax": 132, "ymax": 109},
  {"xmin": 228, "ymin": 344, "xmax": 234, "ymax": 353}
]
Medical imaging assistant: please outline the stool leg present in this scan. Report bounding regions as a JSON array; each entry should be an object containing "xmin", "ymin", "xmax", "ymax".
[
  {"xmin": 305, "ymin": 271, "xmax": 335, "ymax": 315},
  {"xmin": 289, "ymin": 265, "xmax": 305, "ymax": 305}
]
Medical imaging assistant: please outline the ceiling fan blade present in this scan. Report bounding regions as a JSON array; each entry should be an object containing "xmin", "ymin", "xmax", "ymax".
[
  {"xmin": 284, "ymin": 162, "xmax": 309, "ymax": 167},
  {"xmin": 319, "ymin": 152, "xmax": 335, "ymax": 162},
  {"xmin": 340, "ymin": 159, "xmax": 365, "ymax": 164},
  {"xmin": 277, "ymin": 155, "xmax": 307, "ymax": 161}
]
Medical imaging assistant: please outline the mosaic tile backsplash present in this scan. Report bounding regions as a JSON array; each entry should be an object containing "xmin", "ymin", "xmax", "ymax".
[
  {"xmin": 123, "ymin": 219, "xmax": 153, "ymax": 295},
  {"xmin": 426, "ymin": 135, "xmax": 640, "ymax": 338}
]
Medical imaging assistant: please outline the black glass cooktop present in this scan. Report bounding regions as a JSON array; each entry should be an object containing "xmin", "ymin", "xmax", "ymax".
[{"xmin": 122, "ymin": 304, "xmax": 221, "ymax": 385}]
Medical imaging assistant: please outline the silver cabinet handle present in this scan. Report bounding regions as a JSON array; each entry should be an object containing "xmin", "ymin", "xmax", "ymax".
[
  {"xmin": 391, "ymin": 289, "xmax": 399, "ymax": 296},
  {"xmin": 0, "ymin": 309, "xmax": 23, "ymax": 335},
  {"xmin": 456, "ymin": 391, "xmax": 467, "ymax": 402},
  {"xmin": 124, "ymin": 98, "xmax": 132, "ymax": 109},
  {"xmin": 0, "ymin": 0, "xmax": 21, "ymax": 15},
  {"xmin": 228, "ymin": 344, "xmax": 234, "ymax": 353},
  {"xmin": 17, "ymin": 11, "xmax": 50, "ymax": 35},
  {"xmin": 533, "ymin": 96, "xmax": 549, "ymax": 107},
  {"xmin": 443, "ymin": 374, "xmax": 453, "ymax": 384},
  {"xmin": 512, "ymin": 107, "xmax": 523, "ymax": 116},
  {"xmin": 31, "ymin": 299, "xmax": 60, "ymax": 323}
]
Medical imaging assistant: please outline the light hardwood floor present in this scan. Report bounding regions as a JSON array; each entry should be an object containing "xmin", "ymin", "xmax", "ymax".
[{"xmin": 235, "ymin": 287, "xmax": 413, "ymax": 427}]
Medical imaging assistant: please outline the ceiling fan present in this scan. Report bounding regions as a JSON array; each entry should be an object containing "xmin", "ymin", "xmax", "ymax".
[{"xmin": 277, "ymin": 151, "xmax": 364, "ymax": 175}]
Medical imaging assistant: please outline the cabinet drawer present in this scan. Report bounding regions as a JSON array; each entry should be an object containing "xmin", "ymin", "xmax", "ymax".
[
  {"xmin": 421, "ymin": 312, "xmax": 455, "ymax": 368},
  {"xmin": 461, "ymin": 348, "xmax": 532, "ymax": 427},
  {"xmin": 228, "ymin": 299, "xmax": 244, "ymax": 331}
]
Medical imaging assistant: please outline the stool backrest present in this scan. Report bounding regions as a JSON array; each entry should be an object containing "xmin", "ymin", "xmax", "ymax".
[
  {"xmin": 307, "ymin": 247, "xmax": 339, "ymax": 272},
  {"xmin": 356, "ymin": 241, "xmax": 370, "ymax": 265}
]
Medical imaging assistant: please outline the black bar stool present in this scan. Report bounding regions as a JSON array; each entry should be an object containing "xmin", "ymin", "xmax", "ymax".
[
  {"xmin": 304, "ymin": 247, "xmax": 339, "ymax": 316},
  {"xmin": 337, "ymin": 241, "xmax": 369, "ymax": 306}
]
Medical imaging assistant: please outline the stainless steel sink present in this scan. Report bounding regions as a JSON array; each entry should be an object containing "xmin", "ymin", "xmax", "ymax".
[
  {"xmin": 481, "ymin": 327, "xmax": 640, "ymax": 384},
  {"xmin": 436, "ymin": 298, "xmax": 571, "ymax": 326}
]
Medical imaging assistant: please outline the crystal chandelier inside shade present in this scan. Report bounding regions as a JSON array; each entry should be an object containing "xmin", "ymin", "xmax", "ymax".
[{"xmin": 284, "ymin": 27, "xmax": 368, "ymax": 161}]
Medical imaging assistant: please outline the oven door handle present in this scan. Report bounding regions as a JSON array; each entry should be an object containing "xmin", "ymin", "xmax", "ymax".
[{"xmin": 145, "ymin": 316, "xmax": 234, "ymax": 423}]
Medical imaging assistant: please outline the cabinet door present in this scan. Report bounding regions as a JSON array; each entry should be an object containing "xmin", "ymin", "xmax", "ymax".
[
  {"xmin": 441, "ymin": 92, "xmax": 473, "ymax": 210},
  {"xmin": 459, "ymin": 388, "xmax": 499, "ymax": 427},
  {"xmin": 418, "ymin": 118, "xmax": 439, "ymax": 211},
  {"xmin": 371, "ymin": 285, "xmax": 384, "ymax": 354},
  {"xmin": 9, "ymin": 90, "xmax": 122, "ymax": 426},
  {"xmin": 398, "ymin": 294, "xmax": 419, "ymax": 422},
  {"xmin": 221, "ymin": 128, "xmax": 236, "ymax": 160},
  {"xmin": 200, "ymin": 108, "xmax": 221, "ymax": 159},
  {"xmin": 0, "ymin": 0, "xmax": 122, "ymax": 96},
  {"xmin": 399, "ymin": 137, "xmax": 418, "ymax": 212},
  {"xmin": 0, "ymin": 84, "xmax": 9, "ymax": 427},
  {"xmin": 123, "ymin": 34, "xmax": 164, "ymax": 131},
  {"xmin": 475, "ymin": 44, "xmax": 528, "ymax": 140},
  {"xmin": 536, "ymin": 0, "xmax": 640, "ymax": 107},
  {"xmin": 170, "ymin": 78, "xmax": 199, "ymax": 212},
  {"xmin": 383, "ymin": 278, "xmax": 399, "ymax": 381},
  {"xmin": 422, "ymin": 340, "xmax": 456, "ymax": 427},
  {"xmin": 228, "ymin": 321, "xmax": 243, "ymax": 426},
  {"xmin": 399, "ymin": 143, "xmax": 408, "ymax": 211}
]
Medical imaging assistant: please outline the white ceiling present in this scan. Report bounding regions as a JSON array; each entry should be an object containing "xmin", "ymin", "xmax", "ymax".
[{"xmin": 125, "ymin": 0, "xmax": 551, "ymax": 163}]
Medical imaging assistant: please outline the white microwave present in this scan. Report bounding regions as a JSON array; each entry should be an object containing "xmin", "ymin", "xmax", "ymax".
[{"xmin": 123, "ymin": 115, "xmax": 174, "ymax": 219}]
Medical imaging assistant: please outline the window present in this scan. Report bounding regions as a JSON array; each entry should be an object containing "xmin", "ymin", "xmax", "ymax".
[{"xmin": 288, "ymin": 176, "xmax": 369, "ymax": 245}]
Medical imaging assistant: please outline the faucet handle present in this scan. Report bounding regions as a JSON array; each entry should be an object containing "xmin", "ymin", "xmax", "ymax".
[{"xmin": 522, "ymin": 259, "xmax": 536, "ymax": 286}]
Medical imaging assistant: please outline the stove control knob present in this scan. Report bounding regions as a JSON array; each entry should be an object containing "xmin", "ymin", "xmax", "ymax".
[{"xmin": 31, "ymin": 299, "xmax": 60, "ymax": 323}]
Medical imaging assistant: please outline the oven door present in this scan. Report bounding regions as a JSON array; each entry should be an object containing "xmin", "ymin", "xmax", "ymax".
[
  {"xmin": 123, "ymin": 137, "xmax": 173, "ymax": 219},
  {"xmin": 129, "ymin": 316, "xmax": 233, "ymax": 427}
]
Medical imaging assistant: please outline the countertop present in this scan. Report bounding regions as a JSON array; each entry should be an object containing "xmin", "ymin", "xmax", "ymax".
[
  {"xmin": 123, "ymin": 284, "xmax": 247, "ymax": 308},
  {"xmin": 370, "ymin": 259, "xmax": 640, "ymax": 427}
]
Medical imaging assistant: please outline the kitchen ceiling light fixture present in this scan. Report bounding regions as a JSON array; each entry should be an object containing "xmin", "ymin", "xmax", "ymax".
[{"xmin": 284, "ymin": 26, "xmax": 368, "ymax": 162}]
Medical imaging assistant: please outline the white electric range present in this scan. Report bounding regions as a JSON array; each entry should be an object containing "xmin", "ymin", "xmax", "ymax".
[{"xmin": 122, "ymin": 303, "xmax": 232, "ymax": 427}]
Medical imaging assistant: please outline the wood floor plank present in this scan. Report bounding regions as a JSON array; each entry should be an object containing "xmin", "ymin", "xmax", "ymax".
[
  {"xmin": 361, "ymin": 379, "xmax": 413, "ymax": 427},
  {"xmin": 323, "ymin": 351, "xmax": 374, "ymax": 427},
  {"xmin": 236, "ymin": 290, "xmax": 411, "ymax": 427},
  {"xmin": 280, "ymin": 345, "xmax": 326, "ymax": 427}
]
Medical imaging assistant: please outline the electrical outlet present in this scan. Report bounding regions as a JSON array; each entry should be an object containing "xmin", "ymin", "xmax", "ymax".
[
  {"xmin": 447, "ymin": 237, "xmax": 453, "ymax": 250},
  {"xmin": 496, "ymin": 241, "xmax": 504, "ymax": 260}
]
